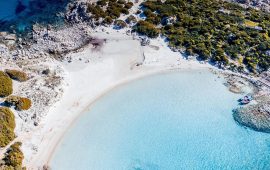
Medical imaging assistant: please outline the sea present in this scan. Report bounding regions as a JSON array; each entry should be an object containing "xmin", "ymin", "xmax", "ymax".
[{"xmin": 50, "ymin": 70, "xmax": 270, "ymax": 170}]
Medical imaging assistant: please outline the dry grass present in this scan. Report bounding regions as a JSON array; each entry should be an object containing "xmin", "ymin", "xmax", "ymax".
[{"xmin": 244, "ymin": 20, "xmax": 259, "ymax": 27}]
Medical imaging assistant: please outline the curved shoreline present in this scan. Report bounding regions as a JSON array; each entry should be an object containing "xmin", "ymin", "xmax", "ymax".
[
  {"xmin": 49, "ymin": 68, "xmax": 270, "ymax": 170},
  {"xmin": 23, "ymin": 32, "xmax": 210, "ymax": 169},
  {"xmin": 47, "ymin": 68, "xmax": 208, "ymax": 166}
]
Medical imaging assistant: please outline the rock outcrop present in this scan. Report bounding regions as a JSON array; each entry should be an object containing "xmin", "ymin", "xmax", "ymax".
[
  {"xmin": 227, "ymin": 0, "xmax": 270, "ymax": 12},
  {"xmin": 233, "ymin": 94, "xmax": 270, "ymax": 133}
]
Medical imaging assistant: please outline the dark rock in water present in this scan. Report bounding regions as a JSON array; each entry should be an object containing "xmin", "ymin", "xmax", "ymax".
[{"xmin": 15, "ymin": 1, "xmax": 27, "ymax": 15}]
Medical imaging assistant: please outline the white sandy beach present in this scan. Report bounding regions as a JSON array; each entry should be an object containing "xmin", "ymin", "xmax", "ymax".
[
  {"xmin": 0, "ymin": 0, "xmax": 270, "ymax": 169},
  {"xmin": 16, "ymin": 28, "xmax": 209, "ymax": 169}
]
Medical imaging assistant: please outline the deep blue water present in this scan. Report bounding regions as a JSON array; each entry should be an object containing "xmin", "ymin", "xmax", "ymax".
[
  {"xmin": 51, "ymin": 70, "xmax": 270, "ymax": 169},
  {"xmin": 0, "ymin": 0, "xmax": 67, "ymax": 32},
  {"xmin": 0, "ymin": 0, "xmax": 29, "ymax": 21}
]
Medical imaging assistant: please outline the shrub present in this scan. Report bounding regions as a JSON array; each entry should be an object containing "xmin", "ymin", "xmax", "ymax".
[
  {"xmin": 114, "ymin": 19, "xmax": 127, "ymax": 29},
  {"xmin": 16, "ymin": 98, "xmax": 32, "ymax": 111},
  {"xmin": 5, "ymin": 96, "xmax": 32, "ymax": 111},
  {"xmin": 133, "ymin": 20, "xmax": 159, "ymax": 38},
  {"xmin": 5, "ymin": 69, "xmax": 28, "ymax": 82},
  {"xmin": 124, "ymin": 2, "xmax": 133, "ymax": 9},
  {"xmin": 87, "ymin": 4, "xmax": 106, "ymax": 19},
  {"xmin": 107, "ymin": 7, "xmax": 121, "ymax": 19},
  {"xmin": 3, "ymin": 142, "xmax": 24, "ymax": 168},
  {"xmin": 0, "ymin": 71, "xmax": 13, "ymax": 97},
  {"xmin": 102, "ymin": 16, "xmax": 113, "ymax": 25},
  {"xmin": 121, "ymin": 7, "xmax": 129, "ymax": 15},
  {"xmin": 126, "ymin": 15, "xmax": 137, "ymax": 24},
  {"xmin": 96, "ymin": 0, "xmax": 108, "ymax": 6},
  {"xmin": 117, "ymin": 0, "xmax": 126, "ymax": 4},
  {"xmin": 0, "ymin": 107, "xmax": 15, "ymax": 147}
]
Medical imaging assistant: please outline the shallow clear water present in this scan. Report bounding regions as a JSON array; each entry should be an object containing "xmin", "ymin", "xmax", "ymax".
[{"xmin": 51, "ymin": 70, "xmax": 270, "ymax": 170}]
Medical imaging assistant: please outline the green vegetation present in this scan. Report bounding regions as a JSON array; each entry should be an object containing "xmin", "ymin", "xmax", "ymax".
[
  {"xmin": 2, "ymin": 142, "xmax": 25, "ymax": 170},
  {"xmin": 87, "ymin": 0, "xmax": 134, "ymax": 25},
  {"xmin": 0, "ymin": 70, "xmax": 28, "ymax": 169},
  {"xmin": 133, "ymin": 20, "xmax": 159, "ymax": 38},
  {"xmin": 5, "ymin": 70, "xmax": 28, "ymax": 82},
  {"xmin": 0, "ymin": 107, "xmax": 15, "ymax": 147},
  {"xmin": 135, "ymin": 0, "xmax": 270, "ymax": 72},
  {"xmin": 114, "ymin": 19, "xmax": 127, "ymax": 29},
  {"xmin": 126, "ymin": 15, "xmax": 137, "ymax": 24},
  {"xmin": 5, "ymin": 96, "xmax": 32, "ymax": 111},
  {"xmin": 0, "ymin": 71, "xmax": 13, "ymax": 97}
]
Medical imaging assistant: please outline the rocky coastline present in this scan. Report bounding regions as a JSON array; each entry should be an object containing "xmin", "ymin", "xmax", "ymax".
[
  {"xmin": 219, "ymin": 70, "xmax": 270, "ymax": 133},
  {"xmin": 233, "ymin": 94, "xmax": 270, "ymax": 133}
]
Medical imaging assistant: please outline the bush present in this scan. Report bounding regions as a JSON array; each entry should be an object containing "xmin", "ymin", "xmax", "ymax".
[
  {"xmin": 87, "ymin": 4, "xmax": 106, "ymax": 19},
  {"xmin": 114, "ymin": 19, "xmax": 127, "ymax": 29},
  {"xmin": 117, "ymin": 0, "xmax": 126, "ymax": 4},
  {"xmin": 133, "ymin": 20, "xmax": 159, "ymax": 38},
  {"xmin": 124, "ymin": 2, "xmax": 133, "ymax": 9},
  {"xmin": 126, "ymin": 15, "xmax": 137, "ymax": 24},
  {"xmin": 0, "ymin": 107, "xmax": 15, "ymax": 147},
  {"xmin": 5, "ymin": 69, "xmax": 28, "ymax": 82},
  {"xmin": 5, "ymin": 96, "xmax": 32, "ymax": 111},
  {"xmin": 121, "ymin": 7, "xmax": 129, "ymax": 15},
  {"xmin": 0, "ymin": 71, "xmax": 13, "ymax": 97},
  {"xmin": 102, "ymin": 16, "xmax": 113, "ymax": 25},
  {"xmin": 107, "ymin": 7, "xmax": 121, "ymax": 19},
  {"xmin": 139, "ymin": 0, "xmax": 270, "ymax": 71},
  {"xmin": 16, "ymin": 98, "xmax": 32, "ymax": 111},
  {"xmin": 96, "ymin": 0, "xmax": 108, "ymax": 6},
  {"xmin": 3, "ymin": 142, "xmax": 24, "ymax": 168}
]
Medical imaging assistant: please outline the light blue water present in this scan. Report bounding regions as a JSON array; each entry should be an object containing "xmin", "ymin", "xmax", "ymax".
[{"xmin": 51, "ymin": 70, "xmax": 270, "ymax": 170}]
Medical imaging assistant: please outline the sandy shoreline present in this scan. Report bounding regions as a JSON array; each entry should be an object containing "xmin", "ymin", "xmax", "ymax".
[
  {"xmin": 19, "ymin": 29, "xmax": 209, "ymax": 169},
  {"xmin": 0, "ymin": 0, "xmax": 269, "ymax": 168}
]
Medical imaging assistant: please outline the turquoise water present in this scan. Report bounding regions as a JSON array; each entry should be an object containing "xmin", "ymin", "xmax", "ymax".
[{"xmin": 51, "ymin": 70, "xmax": 270, "ymax": 170}]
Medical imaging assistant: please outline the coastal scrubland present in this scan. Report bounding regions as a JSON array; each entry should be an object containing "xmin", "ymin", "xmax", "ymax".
[
  {"xmin": 5, "ymin": 70, "xmax": 28, "ymax": 82},
  {"xmin": 0, "ymin": 71, "xmax": 13, "ymax": 97},
  {"xmin": 86, "ymin": 0, "xmax": 270, "ymax": 73},
  {"xmin": 5, "ymin": 96, "xmax": 32, "ymax": 111},
  {"xmin": 136, "ymin": 0, "xmax": 270, "ymax": 72},
  {"xmin": 1, "ymin": 142, "xmax": 25, "ymax": 170},
  {"xmin": 0, "ymin": 69, "xmax": 31, "ymax": 169},
  {"xmin": 0, "ymin": 107, "xmax": 15, "ymax": 147},
  {"xmin": 87, "ymin": 0, "xmax": 133, "ymax": 26}
]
